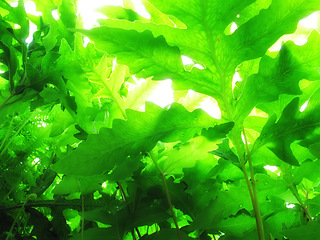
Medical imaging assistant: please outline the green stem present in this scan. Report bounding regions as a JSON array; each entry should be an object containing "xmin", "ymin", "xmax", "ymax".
[
  {"xmin": 0, "ymin": 111, "xmax": 35, "ymax": 156},
  {"xmin": 81, "ymin": 194, "xmax": 84, "ymax": 240},
  {"xmin": 117, "ymin": 182, "xmax": 140, "ymax": 239},
  {"xmin": 282, "ymin": 165, "xmax": 313, "ymax": 222},
  {"xmin": 149, "ymin": 151, "xmax": 182, "ymax": 240},
  {"xmin": 243, "ymin": 128, "xmax": 265, "ymax": 240},
  {"xmin": 5, "ymin": 195, "xmax": 29, "ymax": 240},
  {"xmin": 288, "ymin": 183, "xmax": 312, "ymax": 221},
  {"xmin": 0, "ymin": 93, "xmax": 16, "ymax": 111}
]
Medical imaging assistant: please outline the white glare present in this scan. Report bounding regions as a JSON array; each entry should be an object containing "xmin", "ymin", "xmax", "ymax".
[
  {"xmin": 193, "ymin": 64, "xmax": 204, "ymax": 69},
  {"xmin": 299, "ymin": 12, "xmax": 319, "ymax": 29},
  {"xmin": 26, "ymin": 21, "xmax": 37, "ymax": 44},
  {"xmin": 24, "ymin": 1, "xmax": 42, "ymax": 16},
  {"xmin": 51, "ymin": 10, "xmax": 60, "ymax": 20},
  {"xmin": 147, "ymin": 79, "xmax": 173, "ymax": 108},
  {"xmin": 264, "ymin": 165, "xmax": 278, "ymax": 172},
  {"xmin": 10, "ymin": 2, "xmax": 18, "ymax": 7},
  {"xmin": 300, "ymin": 100, "xmax": 309, "ymax": 112},
  {"xmin": 199, "ymin": 98, "xmax": 221, "ymax": 119},
  {"xmin": 102, "ymin": 182, "xmax": 107, "ymax": 188},
  {"xmin": 77, "ymin": 0, "xmax": 120, "ymax": 29},
  {"xmin": 230, "ymin": 22, "xmax": 238, "ymax": 33},
  {"xmin": 232, "ymin": 72, "xmax": 242, "ymax": 90},
  {"xmin": 286, "ymin": 202, "xmax": 295, "ymax": 209},
  {"xmin": 269, "ymin": 11, "xmax": 319, "ymax": 52},
  {"xmin": 181, "ymin": 55, "xmax": 194, "ymax": 65},
  {"xmin": 33, "ymin": 157, "xmax": 40, "ymax": 164},
  {"xmin": 83, "ymin": 37, "xmax": 90, "ymax": 47},
  {"xmin": 131, "ymin": 0, "xmax": 151, "ymax": 19}
]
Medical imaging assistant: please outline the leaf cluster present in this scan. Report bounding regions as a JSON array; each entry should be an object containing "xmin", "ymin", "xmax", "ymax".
[{"xmin": 0, "ymin": 0, "xmax": 320, "ymax": 240}]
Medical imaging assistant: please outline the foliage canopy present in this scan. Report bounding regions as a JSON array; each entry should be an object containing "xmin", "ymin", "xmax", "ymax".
[{"xmin": 0, "ymin": 0, "xmax": 320, "ymax": 239}]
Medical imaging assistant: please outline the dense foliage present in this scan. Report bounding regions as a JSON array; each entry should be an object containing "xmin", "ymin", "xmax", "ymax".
[{"xmin": 0, "ymin": 0, "xmax": 320, "ymax": 239}]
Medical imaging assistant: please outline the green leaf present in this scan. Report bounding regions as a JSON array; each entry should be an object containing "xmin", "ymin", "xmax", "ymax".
[
  {"xmin": 49, "ymin": 108, "xmax": 74, "ymax": 137},
  {"xmin": 216, "ymin": 214, "xmax": 256, "ymax": 237},
  {"xmin": 234, "ymin": 30, "xmax": 320, "ymax": 122},
  {"xmin": 156, "ymin": 122, "xmax": 233, "ymax": 173},
  {"xmin": 283, "ymin": 221, "xmax": 320, "ymax": 240},
  {"xmin": 70, "ymin": 228, "xmax": 123, "ymax": 240},
  {"xmin": 59, "ymin": 0, "xmax": 77, "ymax": 29},
  {"xmin": 52, "ymin": 102, "xmax": 219, "ymax": 176},
  {"xmin": 253, "ymin": 88, "xmax": 320, "ymax": 165},
  {"xmin": 210, "ymin": 138, "xmax": 238, "ymax": 164},
  {"xmin": 140, "ymin": 229, "xmax": 193, "ymax": 240},
  {"xmin": 98, "ymin": 5, "xmax": 146, "ymax": 22},
  {"xmin": 77, "ymin": 27, "xmax": 218, "ymax": 99},
  {"xmin": 191, "ymin": 180, "xmax": 252, "ymax": 230},
  {"xmin": 159, "ymin": 136, "xmax": 218, "ymax": 174},
  {"xmin": 53, "ymin": 175, "xmax": 103, "ymax": 195},
  {"xmin": 124, "ymin": 78, "xmax": 160, "ymax": 110},
  {"xmin": 228, "ymin": 0, "xmax": 320, "ymax": 63},
  {"xmin": 182, "ymin": 160, "xmax": 220, "ymax": 211},
  {"xmin": 292, "ymin": 159, "xmax": 320, "ymax": 185}
]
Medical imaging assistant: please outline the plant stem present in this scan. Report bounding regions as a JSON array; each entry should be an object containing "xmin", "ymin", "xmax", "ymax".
[
  {"xmin": 282, "ymin": 165, "xmax": 313, "ymax": 221},
  {"xmin": 149, "ymin": 151, "xmax": 182, "ymax": 240},
  {"xmin": 288, "ymin": 183, "xmax": 312, "ymax": 221},
  {"xmin": 81, "ymin": 194, "xmax": 84, "ymax": 240},
  {"xmin": 5, "ymin": 195, "xmax": 29, "ymax": 240},
  {"xmin": 243, "ymin": 128, "xmax": 265, "ymax": 240},
  {"xmin": 0, "ymin": 111, "xmax": 35, "ymax": 156},
  {"xmin": 0, "ymin": 93, "xmax": 16, "ymax": 111},
  {"xmin": 117, "ymin": 182, "xmax": 141, "ymax": 239}
]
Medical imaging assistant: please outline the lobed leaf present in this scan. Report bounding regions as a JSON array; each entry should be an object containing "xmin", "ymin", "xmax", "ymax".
[
  {"xmin": 52, "ymin": 102, "xmax": 223, "ymax": 176},
  {"xmin": 234, "ymin": 30, "xmax": 320, "ymax": 122},
  {"xmin": 253, "ymin": 88, "xmax": 320, "ymax": 165}
]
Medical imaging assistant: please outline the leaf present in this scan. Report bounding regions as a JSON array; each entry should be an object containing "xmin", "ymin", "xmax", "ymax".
[
  {"xmin": 159, "ymin": 136, "xmax": 217, "ymax": 174},
  {"xmin": 283, "ymin": 221, "xmax": 320, "ymax": 240},
  {"xmin": 182, "ymin": 160, "xmax": 220, "ymax": 211},
  {"xmin": 157, "ymin": 122, "xmax": 234, "ymax": 173},
  {"xmin": 292, "ymin": 159, "xmax": 320, "ymax": 185},
  {"xmin": 210, "ymin": 138, "xmax": 239, "ymax": 164},
  {"xmin": 228, "ymin": 0, "xmax": 320, "ymax": 64},
  {"xmin": 140, "ymin": 229, "xmax": 193, "ymax": 240},
  {"xmin": 216, "ymin": 214, "xmax": 256, "ymax": 237},
  {"xmin": 253, "ymin": 88, "xmax": 320, "ymax": 166},
  {"xmin": 98, "ymin": 5, "xmax": 146, "ymax": 22},
  {"xmin": 92, "ymin": 63, "xmax": 126, "ymax": 100},
  {"xmin": 49, "ymin": 108, "xmax": 74, "ymax": 137},
  {"xmin": 52, "ymin": 102, "xmax": 219, "ymax": 176},
  {"xmin": 53, "ymin": 175, "xmax": 103, "ymax": 195},
  {"xmin": 59, "ymin": 0, "xmax": 77, "ymax": 29},
  {"xmin": 77, "ymin": 27, "xmax": 219, "ymax": 100},
  {"xmin": 93, "ymin": 0, "xmax": 320, "ymax": 117},
  {"xmin": 124, "ymin": 78, "xmax": 160, "ymax": 110},
  {"xmin": 70, "ymin": 228, "xmax": 123, "ymax": 240},
  {"xmin": 191, "ymin": 180, "xmax": 253, "ymax": 230},
  {"xmin": 309, "ymin": 142, "xmax": 320, "ymax": 158},
  {"xmin": 234, "ymin": 30, "xmax": 320, "ymax": 122}
]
